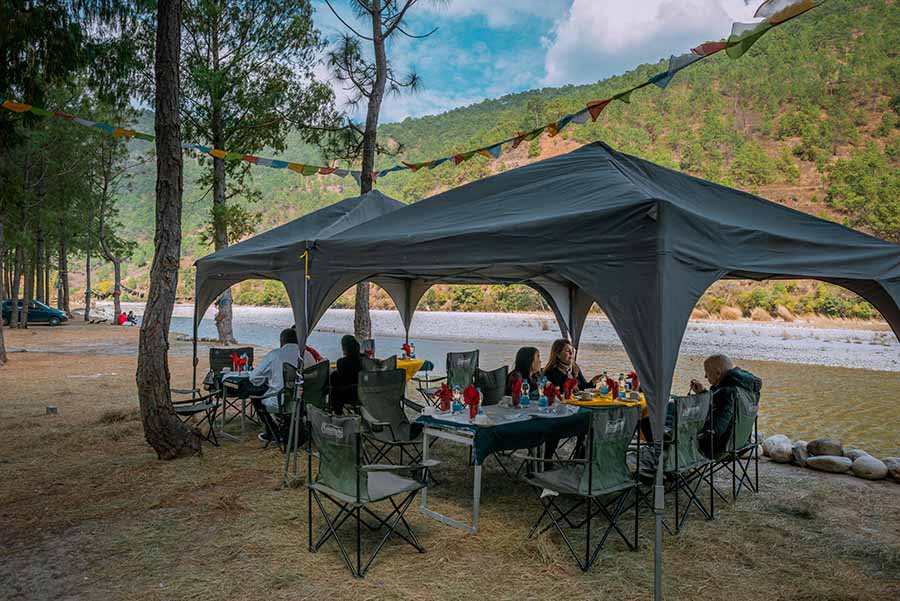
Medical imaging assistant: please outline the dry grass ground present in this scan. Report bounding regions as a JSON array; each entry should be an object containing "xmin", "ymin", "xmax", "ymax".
[{"xmin": 1, "ymin": 323, "xmax": 899, "ymax": 600}]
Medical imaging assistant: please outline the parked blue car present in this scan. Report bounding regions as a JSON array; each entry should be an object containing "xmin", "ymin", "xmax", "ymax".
[{"xmin": 2, "ymin": 299, "xmax": 68, "ymax": 326}]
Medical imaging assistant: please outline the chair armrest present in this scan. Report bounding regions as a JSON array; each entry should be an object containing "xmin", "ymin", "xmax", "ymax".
[
  {"xmin": 172, "ymin": 393, "xmax": 215, "ymax": 406},
  {"xmin": 360, "ymin": 459, "xmax": 440, "ymax": 473},
  {"xmin": 359, "ymin": 407, "xmax": 389, "ymax": 433},
  {"xmin": 401, "ymin": 397, "xmax": 424, "ymax": 413},
  {"xmin": 171, "ymin": 388, "xmax": 201, "ymax": 395},
  {"xmin": 412, "ymin": 375, "xmax": 446, "ymax": 386},
  {"xmin": 511, "ymin": 451, "xmax": 588, "ymax": 465}
]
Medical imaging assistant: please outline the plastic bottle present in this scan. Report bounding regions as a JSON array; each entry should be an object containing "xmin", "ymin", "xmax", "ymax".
[{"xmin": 476, "ymin": 387, "xmax": 484, "ymax": 414}]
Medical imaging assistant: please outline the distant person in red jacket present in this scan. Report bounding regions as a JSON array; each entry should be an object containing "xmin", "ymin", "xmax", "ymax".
[{"xmin": 116, "ymin": 312, "xmax": 127, "ymax": 326}]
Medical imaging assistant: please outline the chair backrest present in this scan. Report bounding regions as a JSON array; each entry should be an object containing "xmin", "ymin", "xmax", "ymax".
[
  {"xmin": 279, "ymin": 363, "xmax": 299, "ymax": 415},
  {"xmin": 580, "ymin": 405, "xmax": 640, "ymax": 495},
  {"xmin": 664, "ymin": 392, "xmax": 711, "ymax": 472},
  {"xmin": 727, "ymin": 386, "xmax": 760, "ymax": 452},
  {"xmin": 446, "ymin": 350, "xmax": 479, "ymax": 389},
  {"xmin": 358, "ymin": 369, "xmax": 408, "ymax": 438},
  {"xmin": 302, "ymin": 360, "xmax": 330, "ymax": 412},
  {"xmin": 361, "ymin": 355, "xmax": 397, "ymax": 372},
  {"xmin": 475, "ymin": 365, "xmax": 508, "ymax": 406},
  {"xmin": 360, "ymin": 338, "xmax": 375, "ymax": 356},
  {"xmin": 209, "ymin": 346, "xmax": 254, "ymax": 373},
  {"xmin": 308, "ymin": 407, "xmax": 367, "ymax": 502}
]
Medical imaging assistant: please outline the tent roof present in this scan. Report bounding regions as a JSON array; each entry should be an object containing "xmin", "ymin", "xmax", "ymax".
[
  {"xmin": 317, "ymin": 143, "xmax": 900, "ymax": 287},
  {"xmin": 193, "ymin": 190, "xmax": 404, "ymax": 320}
]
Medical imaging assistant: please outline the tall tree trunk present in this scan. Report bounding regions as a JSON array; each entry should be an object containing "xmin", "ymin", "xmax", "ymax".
[
  {"xmin": 35, "ymin": 228, "xmax": 45, "ymax": 304},
  {"xmin": 20, "ymin": 250, "xmax": 33, "ymax": 328},
  {"xmin": 8, "ymin": 245, "xmax": 22, "ymax": 328},
  {"xmin": 0, "ymin": 220, "xmax": 7, "ymax": 365},
  {"xmin": 211, "ymin": 156, "xmax": 236, "ymax": 344},
  {"xmin": 84, "ymin": 244, "xmax": 92, "ymax": 321},
  {"xmin": 98, "ymin": 188, "xmax": 123, "ymax": 321},
  {"xmin": 44, "ymin": 254, "xmax": 51, "ymax": 310},
  {"xmin": 58, "ymin": 227, "xmax": 70, "ymax": 314},
  {"xmin": 137, "ymin": 0, "xmax": 200, "ymax": 459},
  {"xmin": 209, "ymin": 19, "xmax": 237, "ymax": 346},
  {"xmin": 352, "ymin": 0, "xmax": 389, "ymax": 342}
]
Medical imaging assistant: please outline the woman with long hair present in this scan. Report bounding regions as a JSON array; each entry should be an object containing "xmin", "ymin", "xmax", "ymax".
[
  {"xmin": 543, "ymin": 338, "xmax": 601, "ymax": 391},
  {"xmin": 506, "ymin": 346, "xmax": 542, "ymax": 395},
  {"xmin": 330, "ymin": 334, "xmax": 364, "ymax": 414}
]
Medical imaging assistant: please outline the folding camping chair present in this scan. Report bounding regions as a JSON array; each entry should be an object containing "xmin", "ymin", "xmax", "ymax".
[
  {"xmin": 360, "ymin": 338, "xmax": 375, "ymax": 357},
  {"xmin": 706, "ymin": 389, "xmax": 761, "ymax": 513},
  {"xmin": 415, "ymin": 349, "xmax": 479, "ymax": 406},
  {"xmin": 282, "ymin": 360, "xmax": 330, "ymax": 482},
  {"xmin": 518, "ymin": 405, "xmax": 641, "ymax": 571},
  {"xmin": 662, "ymin": 392, "xmax": 714, "ymax": 533},
  {"xmin": 306, "ymin": 407, "xmax": 438, "ymax": 577},
  {"xmin": 171, "ymin": 392, "xmax": 220, "ymax": 446},
  {"xmin": 252, "ymin": 363, "xmax": 301, "ymax": 453},
  {"xmin": 361, "ymin": 355, "xmax": 397, "ymax": 372},
  {"xmin": 214, "ymin": 346, "xmax": 256, "ymax": 428},
  {"xmin": 475, "ymin": 365, "xmax": 508, "ymax": 406},
  {"xmin": 358, "ymin": 369, "xmax": 423, "ymax": 465}
]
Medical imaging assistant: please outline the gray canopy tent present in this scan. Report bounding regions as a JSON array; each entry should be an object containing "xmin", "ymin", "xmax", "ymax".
[
  {"xmin": 193, "ymin": 142, "xmax": 900, "ymax": 598},
  {"xmin": 192, "ymin": 190, "xmax": 406, "ymax": 389}
]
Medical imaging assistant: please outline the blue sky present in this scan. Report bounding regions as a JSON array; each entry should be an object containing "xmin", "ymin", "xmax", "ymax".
[{"xmin": 312, "ymin": 1, "xmax": 763, "ymax": 123}]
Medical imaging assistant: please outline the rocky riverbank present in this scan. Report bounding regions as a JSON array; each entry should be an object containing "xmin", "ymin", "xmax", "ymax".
[{"xmin": 763, "ymin": 434, "xmax": 900, "ymax": 483}]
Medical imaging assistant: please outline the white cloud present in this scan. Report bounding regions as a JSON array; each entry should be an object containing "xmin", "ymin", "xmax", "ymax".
[
  {"xmin": 542, "ymin": 0, "xmax": 760, "ymax": 86},
  {"xmin": 422, "ymin": 0, "xmax": 570, "ymax": 28}
]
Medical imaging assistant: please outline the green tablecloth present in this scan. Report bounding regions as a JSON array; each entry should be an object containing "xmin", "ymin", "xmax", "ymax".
[{"xmin": 416, "ymin": 409, "xmax": 589, "ymax": 465}]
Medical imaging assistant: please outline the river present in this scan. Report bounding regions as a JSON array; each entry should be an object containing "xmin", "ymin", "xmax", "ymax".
[{"xmin": 141, "ymin": 304, "xmax": 898, "ymax": 456}]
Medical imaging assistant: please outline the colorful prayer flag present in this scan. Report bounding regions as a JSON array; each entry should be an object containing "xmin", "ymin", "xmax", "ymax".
[
  {"xmin": 726, "ymin": 20, "xmax": 773, "ymax": 59},
  {"xmin": 210, "ymin": 149, "xmax": 228, "ymax": 159},
  {"xmin": 2, "ymin": 100, "xmax": 31, "ymax": 112},
  {"xmin": 692, "ymin": 41, "xmax": 727, "ymax": 56},
  {"xmin": 587, "ymin": 99, "xmax": 612, "ymax": 121}
]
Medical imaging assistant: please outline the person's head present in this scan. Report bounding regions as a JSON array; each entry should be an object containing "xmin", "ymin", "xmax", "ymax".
[
  {"xmin": 279, "ymin": 328, "xmax": 298, "ymax": 347},
  {"xmin": 341, "ymin": 334, "xmax": 361, "ymax": 358},
  {"xmin": 514, "ymin": 347, "xmax": 541, "ymax": 378},
  {"xmin": 703, "ymin": 354, "xmax": 734, "ymax": 387},
  {"xmin": 545, "ymin": 338, "xmax": 575, "ymax": 371}
]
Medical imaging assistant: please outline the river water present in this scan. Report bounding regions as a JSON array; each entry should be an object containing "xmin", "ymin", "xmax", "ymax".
[{"xmin": 163, "ymin": 305, "xmax": 900, "ymax": 456}]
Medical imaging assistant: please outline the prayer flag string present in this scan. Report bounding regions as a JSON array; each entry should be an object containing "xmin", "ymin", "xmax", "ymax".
[{"xmin": 0, "ymin": 0, "xmax": 822, "ymax": 183}]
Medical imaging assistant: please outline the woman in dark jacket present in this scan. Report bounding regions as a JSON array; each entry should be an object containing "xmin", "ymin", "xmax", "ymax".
[
  {"xmin": 330, "ymin": 335, "xmax": 364, "ymax": 414},
  {"xmin": 543, "ymin": 339, "xmax": 600, "ymax": 391},
  {"xmin": 506, "ymin": 346, "xmax": 542, "ymax": 395}
]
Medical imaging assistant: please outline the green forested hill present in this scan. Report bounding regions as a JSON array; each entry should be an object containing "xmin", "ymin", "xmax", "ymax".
[{"xmin": 104, "ymin": 0, "xmax": 899, "ymax": 317}]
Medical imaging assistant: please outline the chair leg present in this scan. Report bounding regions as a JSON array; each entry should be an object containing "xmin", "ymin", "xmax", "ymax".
[{"xmin": 309, "ymin": 490, "xmax": 358, "ymax": 577}]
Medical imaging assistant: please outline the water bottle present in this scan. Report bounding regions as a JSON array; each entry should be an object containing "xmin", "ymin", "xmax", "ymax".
[
  {"xmin": 520, "ymin": 380, "xmax": 530, "ymax": 406},
  {"xmin": 476, "ymin": 387, "xmax": 485, "ymax": 415},
  {"xmin": 410, "ymin": 342, "xmax": 416, "ymax": 359}
]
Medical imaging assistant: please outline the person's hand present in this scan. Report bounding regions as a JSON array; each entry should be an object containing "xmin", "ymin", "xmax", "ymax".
[{"xmin": 690, "ymin": 379, "xmax": 707, "ymax": 394}]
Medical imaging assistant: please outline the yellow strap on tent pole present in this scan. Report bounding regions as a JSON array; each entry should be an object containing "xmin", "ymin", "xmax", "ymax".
[{"xmin": 300, "ymin": 251, "xmax": 310, "ymax": 280}]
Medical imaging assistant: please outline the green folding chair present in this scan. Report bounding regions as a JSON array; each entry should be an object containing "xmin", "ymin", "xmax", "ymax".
[
  {"xmin": 361, "ymin": 355, "xmax": 397, "ymax": 372},
  {"xmin": 306, "ymin": 407, "xmax": 438, "ymax": 577},
  {"xmin": 358, "ymin": 369, "xmax": 423, "ymax": 465},
  {"xmin": 282, "ymin": 360, "xmax": 330, "ymax": 483},
  {"xmin": 475, "ymin": 365, "xmax": 508, "ymax": 406},
  {"xmin": 416, "ymin": 349, "xmax": 479, "ymax": 406},
  {"xmin": 663, "ymin": 392, "xmax": 713, "ymax": 533},
  {"xmin": 518, "ymin": 405, "xmax": 641, "ymax": 571},
  {"xmin": 706, "ymin": 388, "xmax": 761, "ymax": 513}
]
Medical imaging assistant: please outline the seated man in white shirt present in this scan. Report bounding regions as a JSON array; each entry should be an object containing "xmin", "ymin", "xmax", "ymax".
[{"xmin": 249, "ymin": 328, "xmax": 302, "ymax": 443}]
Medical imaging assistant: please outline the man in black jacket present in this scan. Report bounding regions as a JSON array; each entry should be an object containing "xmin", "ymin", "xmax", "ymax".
[{"xmin": 691, "ymin": 354, "xmax": 762, "ymax": 457}]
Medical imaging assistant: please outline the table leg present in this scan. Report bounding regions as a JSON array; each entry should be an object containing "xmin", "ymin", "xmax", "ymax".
[
  {"xmin": 472, "ymin": 463, "xmax": 482, "ymax": 532},
  {"xmin": 421, "ymin": 430, "xmax": 430, "ymax": 510},
  {"xmin": 240, "ymin": 398, "xmax": 246, "ymax": 441}
]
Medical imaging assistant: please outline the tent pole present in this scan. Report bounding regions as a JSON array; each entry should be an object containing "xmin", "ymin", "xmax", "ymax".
[
  {"xmin": 654, "ymin": 440, "xmax": 665, "ymax": 600},
  {"xmin": 191, "ymin": 298, "xmax": 199, "ymax": 400}
]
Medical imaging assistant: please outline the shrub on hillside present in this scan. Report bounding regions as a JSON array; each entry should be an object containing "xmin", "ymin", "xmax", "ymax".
[
  {"xmin": 719, "ymin": 306, "xmax": 742, "ymax": 320},
  {"xmin": 493, "ymin": 285, "xmax": 542, "ymax": 312}
]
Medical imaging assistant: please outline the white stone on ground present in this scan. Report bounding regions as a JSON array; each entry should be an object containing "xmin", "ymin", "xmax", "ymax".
[
  {"xmin": 769, "ymin": 438, "xmax": 794, "ymax": 463},
  {"xmin": 807, "ymin": 438, "xmax": 844, "ymax": 457},
  {"xmin": 851, "ymin": 456, "xmax": 887, "ymax": 480},
  {"xmin": 845, "ymin": 449, "xmax": 871, "ymax": 461},
  {"xmin": 882, "ymin": 457, "xmax": 900, "ymax": 483},
  {"xmin": 792, "ymin": 441, "xmax": 809, "ymax": 467},
  {"xmin": 806, "ymin": 455, "xmax": 852, "ymax": 473},
  {"xmin": 763, "ymin": 434, "xmax": 791, "ymax": 458}
]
